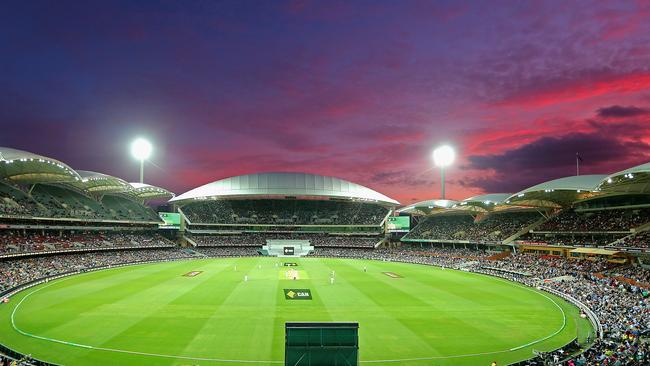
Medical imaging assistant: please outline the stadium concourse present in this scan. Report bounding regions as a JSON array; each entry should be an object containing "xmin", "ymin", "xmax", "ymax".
[{"xmin": 0, "ymin": 148, "xmax": 649, "ymax": 365}]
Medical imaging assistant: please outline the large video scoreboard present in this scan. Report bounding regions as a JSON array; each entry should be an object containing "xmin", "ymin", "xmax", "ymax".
[
  {"xmin": 158, "ymin": 212, "xmax": 181, "ymax": 229},
  {"xmin": 386, "ymin": 216, "xmax": 410, "ymax": 232}
]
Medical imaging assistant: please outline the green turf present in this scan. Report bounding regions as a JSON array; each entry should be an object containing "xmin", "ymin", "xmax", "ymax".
[{"xmin": 0, "ymin": 257, "xmax": 594, "ymax": 365}]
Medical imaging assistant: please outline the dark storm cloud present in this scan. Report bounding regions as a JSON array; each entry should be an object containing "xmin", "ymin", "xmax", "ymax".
[
  {"xmin": 597, "ymin": 105, "xmax": 650, "ymax": 118},
  {"xmin": 463, "ymin": 129, "xmax": 650, "ymax": 193}
]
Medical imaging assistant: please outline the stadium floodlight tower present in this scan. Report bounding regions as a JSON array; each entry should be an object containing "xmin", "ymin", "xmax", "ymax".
[
  {"xmin": 130, "ymin": 138, "xmax": 152, "ymax": 183},
  {"xmin": 432, "ymin": 145, "xmax": 455, "ymax": 199}
]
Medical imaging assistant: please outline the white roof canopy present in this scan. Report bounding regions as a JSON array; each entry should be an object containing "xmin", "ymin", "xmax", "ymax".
[
  {"xmin": 597, "ymin": 162, "xmax": 650, "ymax": 194},
  {"xmin": 129, "ymin": 182, "xmax": 175, "ymax": 200},
  {"xmin": 71, "ymin": 170, "xmax": 133, "ymax": 193},
  {"xmin": 455, "ymin": 193, "xmax": 512, "ymax": 212},
  {"xmin": 506, "ymin": 175, "xmax": 607, "ymax": 208},
  {"xmin": 170, "ymin": 172, "xmax": 399, "ymax": 206},
  {"xmin": 397, "ymin": 199, "xmax": 457, "ymax": 215},
  {"xmin": 0, "ymin": 147, "xmax": 81, "ymax": 183}
]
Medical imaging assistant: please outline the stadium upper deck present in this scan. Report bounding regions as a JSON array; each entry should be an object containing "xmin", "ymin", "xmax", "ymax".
[
  {"xmin": 401, "ymin": 162, "xmax": 650, "ymax": 251},
  {"xmin": 0, "ymin": 147, "xmax": 173, "ymax": 225}
]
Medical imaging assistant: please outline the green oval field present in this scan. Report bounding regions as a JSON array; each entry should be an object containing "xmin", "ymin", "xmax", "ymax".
[{"xmin": 0, "ymin": 257, "xmax": 593, "ymax": 365}]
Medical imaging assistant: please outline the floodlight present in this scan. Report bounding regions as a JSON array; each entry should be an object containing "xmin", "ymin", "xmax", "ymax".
[
  {"xmin": 432, "ymin": 145, "xmax": 455, "ymax": 167},
  {"xmin": 131, "ymin": 138, "xmax": 152, "ymax": 161},
  {"xmin": 130, "ymin": 138, "xmax": 152, "ymax": 183},
  {"xmin": 432, "ymin": 145, "xmax": 456, "ymax": 199}
]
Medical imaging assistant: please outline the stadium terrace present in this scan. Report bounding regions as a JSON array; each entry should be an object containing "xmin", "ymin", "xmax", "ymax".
[{"xmin": 1, "ymin": 146, "xmax": 649, "ymax": 366}]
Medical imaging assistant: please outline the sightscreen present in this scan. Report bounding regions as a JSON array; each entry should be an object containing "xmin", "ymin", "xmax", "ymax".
[
  {"xmin": 158, "ymin": 212, "xmax": 181, "ymax": 229},
  {"xmin": 285, "ymin": 322, "xmax": 358, "ymax": 366},
  {"xmin": 386, "ymin": 216, "xmax": 410, "ymax": 232}
]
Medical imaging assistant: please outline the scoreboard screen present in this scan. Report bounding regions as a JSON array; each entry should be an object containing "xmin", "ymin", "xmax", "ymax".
[
  {"xmin": 158, "ymin": 212, "xmax": 181, "ymax": 229},
  {"xmin": 283, "ymin": 247, "xmax": 295, "ymax": 255},
  {"xmin": 386, "ymin": 216, "xmax": 410, "ymax": 232}
]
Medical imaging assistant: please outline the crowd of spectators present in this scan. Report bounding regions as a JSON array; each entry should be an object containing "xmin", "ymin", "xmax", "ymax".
[
  {"xmin": 190, "ymin": 233, "xmax": 381, "ymax": 248},
  {"xmin": 0, "ymin": 231, "xmax": 174, "ymax": 255},
  {"xmin": 190, "ymin": 233, "xmax": 266, "ymax": 246},
  {"xmin": 465, "ymin": 211, "xmax": 540, "ymax": 240},
  {"xmin": 0, "ymin": 197, "xmax": 38, "ymax": 217},
  {"xmin": 403, "ymin": 214, "xmax": 474, "ymax": 241},
  {"xmin": 404, "ymin": 211, "xmax": 540, "ymax": 243},
  {"xmin": 485, "ymin": 253, "xmax": 616, "ymax": 279},
  {"xmin": 0, "ymin": 183, "xmax": 160, "ymax": 222},
  {"xmin": 615, "ymin": 231, "xmax": 650, "ymax": 249},
  {"xmin": 405, "ymin": 208, "xmax": 650, "ymax": 250},
  {"xmin": 565, "ymin": 338, "xmax": 648, "ymax": 366},
  {"xmin": 311, "ymin": 246, "xmax": 649, "ymax": 366},
  {"xmin": 0, "ymin": 352, "xmax": 37, "ymax": 366},
  {"xmin": 607, "ymin": 265, "xmax": 650, "ymax": 285},
  {"xmin": 536, "ymin": 209, "xmax": 650, "ymax": 233},
  {"xmin": 0, "ymin": 249, "xmax": 195, "ymax": 293},
  {"xmin": 100, "ymin": 195, "xmax": 160, "ymax": 222},
  {"xmin": 523, "ymin": 232, "xmax": 628, "ymax": 248},
  {"xmin": 182, "ymin": 199, "xmax": 388, "ymax": 225},
  {"xmin": 311, "ymin": 246, "xmax": 492, "ymax": 266},
  {"xmin": 194, "ymin": 246, "xmax": 260, "ymax": 257}
]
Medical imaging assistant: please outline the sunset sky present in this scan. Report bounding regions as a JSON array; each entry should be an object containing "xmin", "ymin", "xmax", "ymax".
[{"xmin": 2, "ymin": 0, "xmax": 650, "ymax": 204}]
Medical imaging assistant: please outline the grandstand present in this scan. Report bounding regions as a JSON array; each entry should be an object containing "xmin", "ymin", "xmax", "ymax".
[
  {"xmin": 402, "ymin": 193, "xmax": 543, "ymax": 245},
  {"xmin": 0, "ymin": 147, "xmax": 175, "ymax": 261},
  {"xmin": 403, "ymin": 210, "xmax": 541, "ymax": 243},
  {"xmin": 402, "ymin": 172, "xmax": 650, "ymax": 251},
  {"xmin": 0, "ymin": 148, "xmax": 172, "ymax": 222},
  {"xmin": 2, "ymin": 148, "xmax": 650, "ymax": 366},
  {"xmin": 172, "ymin": 172, "xmax": 396, "ymax": 251}
]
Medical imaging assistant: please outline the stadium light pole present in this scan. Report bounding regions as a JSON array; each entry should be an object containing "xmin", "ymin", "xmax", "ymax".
[
  {"xmin": 432, "ymin": 145, "xmax": 455, "ymax": 199},
  {"xmin": 130, "ymin": 138, "xmax": 152, "ymax": 183}
]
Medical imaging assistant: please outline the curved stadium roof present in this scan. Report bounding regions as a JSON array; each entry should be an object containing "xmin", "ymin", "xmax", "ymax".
[
  {"xmin": 506, "ymin": 175, "xmax": 607, "ymax": 208},
  {"xmin": 396, "ymin": 199, "xmax": 458, "ymax": 215},
  {"xmin": 170, "ymin": 172, "xmax": 399, "ymax": 206},
  {"xmin": 455, "ymin": 193, "xmax": 512, "ymax": 212},
  {"xmin": 597, "ymin": 162, "xmax": 650, "ymax": 194},
  {"xmin": 129, "ymin": 183, "xmax": 175, "ymax": 201},
  {"xmin": 71, "ymin": 170, "xmax": 133, "ymax": 193},
  {"xmin": 0, "ymin": 147, "xmax": 81, "ymax": 183}
]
